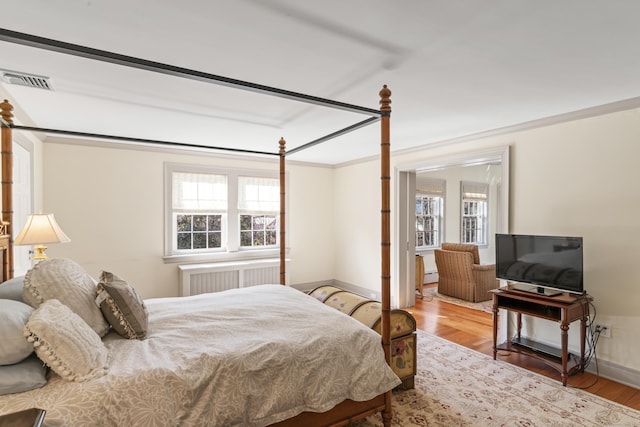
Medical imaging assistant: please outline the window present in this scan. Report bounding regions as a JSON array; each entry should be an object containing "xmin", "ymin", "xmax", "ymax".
[
  {"xmin": 238, "ymin": 176, "xmax": 279, "ymax": 248},
  {"xmin": 172, "ymin": 172, "xmax": 227, "ymax": 252},
  {"xmin": 460, "ymin": 181, "xmax": 488, "ymax": 245},
  {"xmin": 240, "ymin": 215, "xmax": 277, "ymax": 246},
  {"xmin": 177, "ymin": 214, "xmax": 222, "ymax": 250},
  {"xmin": 166, "ymin": 164, "xmax": 280, "ymax": 259},
  {"xmin": 415, "ymin": 178, "xmax": 444, "ymax": 249}
]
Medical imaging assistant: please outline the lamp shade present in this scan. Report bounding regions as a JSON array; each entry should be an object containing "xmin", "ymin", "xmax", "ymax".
[{"xmin": 14, "ymin": 214, "xmax": 71, "ymax": 245}]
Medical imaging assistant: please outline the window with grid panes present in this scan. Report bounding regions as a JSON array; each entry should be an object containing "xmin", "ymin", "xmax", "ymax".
[
  {"xmin": 460, "ymin": 181, "xmax": 488, "ymax": 245},
  {"xmin": 416, "ymin": 194, "xmax": 443, "ymax": 248},
  {"xmin": 415, "ymin": 178, "xmax": 445, "ymax": 249},
  {"xmin": 167, "ymin": 166, "xmax": 279, "ymax": 257},
  {"xmin": 172, "ymin": 172, "xmax": 227, "ymax": 252},
  {"xmin": 238, "ymin": 176, "xmax": 279, "ymax": 248},
  {"xmin": 177, "ymin": 214, "xmax": 222, "ymax": 250}
]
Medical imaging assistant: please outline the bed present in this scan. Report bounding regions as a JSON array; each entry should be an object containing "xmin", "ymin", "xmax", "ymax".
[{"xmin": 0, "ymin": 29, "xmax": 396, "ymax": 426}]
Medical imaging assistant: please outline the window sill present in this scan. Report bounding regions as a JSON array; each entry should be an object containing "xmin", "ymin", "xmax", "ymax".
[
  {"xmin": 416, "ymin": 247, "xmax": 438, "ymax": 253},
  {"xmin": 163, "ymin": 248, "xmax": 286, "ymax": 264}
]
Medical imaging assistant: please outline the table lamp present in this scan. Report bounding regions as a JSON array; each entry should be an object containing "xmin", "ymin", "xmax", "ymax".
[{"xmin": 14, "ymin": 213, "xmax": 71, "ymax": 261}]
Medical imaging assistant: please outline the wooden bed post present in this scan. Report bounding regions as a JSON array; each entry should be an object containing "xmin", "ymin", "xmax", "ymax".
[
  {"xmin": 379, "ymin": 85, "xmax": 392, "ymax": 427},
  {"xmin": 279, "ymin": 138, "xmax": 286, "ymax": 285},
  {"xmin": 0, "ymin": 99, "xmax": 13, "ymax": 280}
]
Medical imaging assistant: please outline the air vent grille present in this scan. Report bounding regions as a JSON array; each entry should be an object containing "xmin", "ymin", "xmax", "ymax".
[{"xmin": 0, "ymin": 70, "xmax": 53, "ymax": 90}]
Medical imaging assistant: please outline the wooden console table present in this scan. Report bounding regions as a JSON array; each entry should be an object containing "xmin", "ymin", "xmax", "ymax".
[{"xmin": 490, "ymin": 288, "xmax": 592, "ymax": 386}]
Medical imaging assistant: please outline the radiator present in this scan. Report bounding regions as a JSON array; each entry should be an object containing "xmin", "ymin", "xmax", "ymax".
[{"xmin": 178, "ymin": 258, "xmax": 283, "ymax": 296}]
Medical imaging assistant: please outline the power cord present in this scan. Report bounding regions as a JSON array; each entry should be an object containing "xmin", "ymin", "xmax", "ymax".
[
  {"xmin": 417, "ymin": 286, "xmax": 435, "ymax": 302},
  {"xmin": 568, "ymin": 299, "xmax": 601, "ymax": 389}
]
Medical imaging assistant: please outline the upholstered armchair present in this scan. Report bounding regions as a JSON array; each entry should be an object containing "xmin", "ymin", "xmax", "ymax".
[{"xmin": 434, "ymin": 243, "xmax": 499, "ymax": 302}]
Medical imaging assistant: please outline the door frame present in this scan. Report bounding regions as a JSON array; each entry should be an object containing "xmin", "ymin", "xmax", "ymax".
[
  {"xmin": 12, "ymin": 133, "xmax": 34, "ymax": 276},
  {"xmin": 394, "ymin": 146, "xmax": 510, "ymax": 342}
]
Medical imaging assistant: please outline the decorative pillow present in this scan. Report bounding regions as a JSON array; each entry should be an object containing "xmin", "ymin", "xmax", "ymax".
[
  {"xmin": 96, "ymin": 271, "xmax": 148, "ymax": 339},
  {"xmin": 23, "ymin": 258, "xmax": 109, "ymax": 337},
  {"xmin": 0, "ymin": 276, "xmax": 25, "ymax": 302},
  {"xmin": 0, "ymin": 299, "xmax": 35, "ymax": 365},
  {"xmin": 0, "ymin": 354, "xmax": 47, "ymax": 396},
  {"xmin": 24, "ymin": 299, "xmax": 108, "ymax": 382}
]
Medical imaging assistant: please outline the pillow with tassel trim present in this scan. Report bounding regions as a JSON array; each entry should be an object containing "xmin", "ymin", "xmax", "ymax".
[{"xmin": 24, "ymin": 299, "xmax": 108, "ymax": 382}]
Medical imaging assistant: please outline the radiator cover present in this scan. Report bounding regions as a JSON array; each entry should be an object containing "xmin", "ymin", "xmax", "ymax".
[{"xmin": 178, "ymin": 259, "xmax": 282, "ymax": 296}]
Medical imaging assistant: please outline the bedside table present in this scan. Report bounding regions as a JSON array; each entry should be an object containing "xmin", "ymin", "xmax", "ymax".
[{"xmin": 0, "ymin": 408, "xmax": 46, "ymax": 427}]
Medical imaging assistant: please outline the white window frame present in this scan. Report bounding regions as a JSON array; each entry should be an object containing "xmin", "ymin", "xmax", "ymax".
[
  {"xmin": 237, "ymin": 176, "xmax": 280, "ymax": 249},
  {"xmin": 460, "ymin": 181, "xmax": 489, "ymax": 246},
  {"xmin": 415, "ymin": 178, "xmax": 445, "ymax": 250},
  {"xmin": 164, "ymin": 163, "xmax": 284, "ymax": 263}
]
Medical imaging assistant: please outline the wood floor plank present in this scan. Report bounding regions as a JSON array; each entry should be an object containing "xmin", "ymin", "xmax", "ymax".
[{"xmin": 410, "ymin": 289, "xmax": 640, "ymax": 411}]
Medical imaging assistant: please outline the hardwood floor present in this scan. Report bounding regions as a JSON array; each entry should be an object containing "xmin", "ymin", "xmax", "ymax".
[{"xmin": 406, "ymin": 286, "xmax": 640, "ymax": 411}]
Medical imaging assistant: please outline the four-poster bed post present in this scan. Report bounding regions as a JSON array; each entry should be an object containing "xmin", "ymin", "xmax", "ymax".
[
  {"xmin": 0, "ymin": 99, "xmax": 13, "ymax": 281},
  {"xmin": 279, "ymin": 137, "xmax": 286, "ymax": 286},
  {"xmin": 379, "ymin": 84, "xmax": 392, "ymax": 426}
]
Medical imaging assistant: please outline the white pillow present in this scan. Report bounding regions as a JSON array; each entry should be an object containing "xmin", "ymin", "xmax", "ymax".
[
  {"xmin": 0, "ymin": 276, "xmax": 25, "ymax": 302},
  {"xmin": 23, "ymin": 258, "xmax": 109, "ymax": 337},
  {"xmin": 24, "ymin": 299, "xmax": 108, "ymax": 382},
  {"xmin": 0, "ymin": 299, "xmax": 34, "ymax": 365},
  {"xmin": 0, "ymin": 354, "xmax": 47, "ymax": 395}
]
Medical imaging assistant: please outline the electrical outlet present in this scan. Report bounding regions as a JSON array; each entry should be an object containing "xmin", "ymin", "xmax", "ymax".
[{"xmin": 596, "ymin": 323, "xmax": 611, "ymax": 338}]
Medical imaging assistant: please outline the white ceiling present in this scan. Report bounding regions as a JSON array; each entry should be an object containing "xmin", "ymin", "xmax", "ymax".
[{"xmin": 1, "ymin": 0, "xmax": 640, "ymax": 165}]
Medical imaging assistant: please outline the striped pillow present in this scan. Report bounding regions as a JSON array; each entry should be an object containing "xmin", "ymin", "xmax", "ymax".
[{"xmin": 96, "ymin": 271, "xmax": 148, "ymax": 339}]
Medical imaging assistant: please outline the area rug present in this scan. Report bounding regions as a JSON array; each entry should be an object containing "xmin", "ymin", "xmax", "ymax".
[
  {"xmin": 421, "ymin": 287, "xmax": 493, "ymax": 313},
  {"xmin": 351, "ymin": 330, "xmax": 640, "ymax": 426}
]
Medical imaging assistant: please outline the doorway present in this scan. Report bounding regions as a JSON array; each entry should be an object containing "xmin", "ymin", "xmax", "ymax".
[{"xmin": 394, "ymin": 146, "xmax": 510, "ymax": 341}]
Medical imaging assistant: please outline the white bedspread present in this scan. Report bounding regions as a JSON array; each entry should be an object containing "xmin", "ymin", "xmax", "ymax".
[{"xmin": 0, "ymin": 285, "xmax": 400, "ymax": 426}]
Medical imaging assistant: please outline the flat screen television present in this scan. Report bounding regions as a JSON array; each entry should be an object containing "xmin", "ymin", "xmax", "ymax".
[{"xmin": 495, "ymin": 234, "xmax": 584, "ymax": 295}]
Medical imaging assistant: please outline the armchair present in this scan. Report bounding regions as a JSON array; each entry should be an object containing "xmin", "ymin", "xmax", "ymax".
[{"xmin": 434, "ymin": 243, "xmax": 499, "ymax": 302}]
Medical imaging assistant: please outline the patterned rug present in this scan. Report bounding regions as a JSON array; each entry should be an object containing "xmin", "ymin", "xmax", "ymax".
[
  {"xmin": 351, "ymin": 330, "xmax": 640, "ymax": 426},
  {"xmin": 421, "ymin": 287, "xmax": 493, "ymax": 313}
]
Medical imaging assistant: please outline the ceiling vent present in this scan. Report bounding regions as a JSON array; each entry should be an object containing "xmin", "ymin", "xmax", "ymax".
[{"xmin": 0, "ymin": 70, "xmax": 54, "ymax": 90}]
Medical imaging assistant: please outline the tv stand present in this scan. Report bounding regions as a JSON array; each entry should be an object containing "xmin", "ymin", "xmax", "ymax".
[
  {"xmin": 490, "ymin": 288, "xmax": 592, "ymax": 386},
  {"xmin": 507, "ymin": 282, "xmax": 563, "ymax": 297}
]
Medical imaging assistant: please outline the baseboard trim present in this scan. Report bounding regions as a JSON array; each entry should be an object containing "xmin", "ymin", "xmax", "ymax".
[
  {"xmin": 424, "ymin": 271, "xmax": 439, "ymax": 284},
  {"xmin": 290, "ymin": 280, "xmax": 332, "ymax": 293},
  {"xmin": 332, "ymin": 280, "xmax": 380, "ymax": 300},
  {"xmin": 586, "ymin": 357, "xmax": 640, "ymax": 390},
  {"xmin": 291, "ymin": 280, "xmax": 380, "ymax": 301}
]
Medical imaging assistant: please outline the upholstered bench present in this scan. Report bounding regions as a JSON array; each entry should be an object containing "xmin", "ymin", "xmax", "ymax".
[{"xmin": 308, "ymin": 285, "xmax": 417, "ymax": 390}]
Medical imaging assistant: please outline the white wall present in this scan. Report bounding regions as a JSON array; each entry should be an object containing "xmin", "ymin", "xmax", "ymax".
[
  {"xmin": 42, "ymin": 142, "xmax": 335, "ymax": 298},
  {"xmin": 332, "ymin": 106, "xmax": 640, "ymax": 378},
  {"xmin": 333, "ymin": 161, "xmax": 380, "ymax": 295},
  {"xmin": 503, "ymin": 109, "xmax": 640, "ymax": 376}
]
